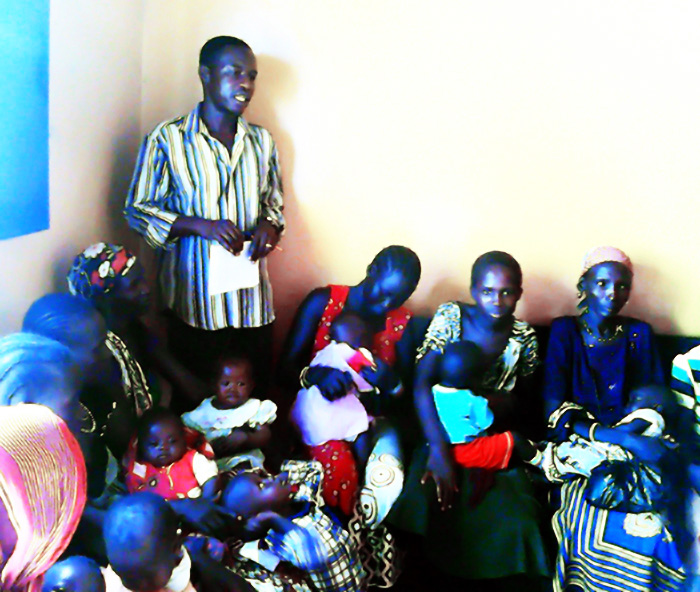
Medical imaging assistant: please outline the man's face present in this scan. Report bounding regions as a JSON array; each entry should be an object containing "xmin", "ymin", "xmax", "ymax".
[{"xmin": 200, "ymin": 45, "xmax": 257, "ymax": 117}]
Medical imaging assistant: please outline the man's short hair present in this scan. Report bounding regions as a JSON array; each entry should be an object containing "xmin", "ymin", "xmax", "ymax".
[{"xmin": 199, "ymin": 36, "xmax": 252, "ymax": 67}]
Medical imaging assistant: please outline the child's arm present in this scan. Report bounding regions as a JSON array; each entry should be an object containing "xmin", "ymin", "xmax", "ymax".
[
  {"xmin": 210, "ymin": 425, "xmax": 272, "ymax": 457},
  {"xmin": 572, "ymin": 420, "xmax": 668, "ymax": 464},
  {"xmin": 200, "ymin": 477, "xmax": 219, "ymax": 501},
  {"xmin": 188, "ymin": 545, "xmax": 256, "ymax": 592},
  {"xmin": 614, "ymin": 418, "xmax": 652, "ymax": 434}
]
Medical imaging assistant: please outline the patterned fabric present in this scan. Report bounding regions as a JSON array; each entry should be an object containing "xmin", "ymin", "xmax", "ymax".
[
  {"xmin": 123, "ymin": 429, "xmax": 218, "ymax": 500},
  {"xmin": 106, "ymin": 331, "xmax": 153, "ymax": 417},
  {"xmin": 581, "ymin": 245, "xmax": 633, "ymax": 277},
  {"xmin": 417, "ymin": 301, "xmax": 539, "ymax": 389},
  {"xmin": 182, "ymin": 397, "xmax": 277, "ymax": 441},
  {"xmin": 671, "ymin": 345, "xmax": 700, "ymax": 441},
  {"xmin": 553, "ymin": 479, "xmax": 685, "ymax": 592},
  {"xmin": 274, "ymin": 461, "xmax": 363, "ymax": 592},
  {"xmin": 537, "ymin": 403, "xmax": 665, "ymax": 484},
  {"xmin": 311, "ymin": 285, "xmax": 411, "ymax": 366},
  {"xmin": 306, "ymin": 441, "xmax": 358, "ymax": 516},
  {"xmin": 67, "ymin": 242, "xmax": 137, "ymax": 299},
  {"xmin": 124, "ymin": 104, "xmax": 284, "ymax": 331},
  {"xmin": 0, "ymin": 404, "xmax": 87, "ymax": 592}
]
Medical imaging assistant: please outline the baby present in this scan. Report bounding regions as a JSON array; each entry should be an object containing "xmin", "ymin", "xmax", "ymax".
[
  {"xmin": 433, "ymin": 340, "xmax": 537, "ymax": 469},
  {"xmin": 182, "ymin": 352, "xmax": 277, "ymax": 471},
  {"xmin": 290, "ymin": 311, "xmax": 377, "ymax": 448},
  {"xmin": 538, "ymin": 385, "xmax": 667, "ymax": 483},
  {"xmin": 42, "ymin": 556, "xmax": 106, "ymax": 592},
  {"xmin": 102, "ymin": 492, "xmax": 196, "ymax": 592},
  {"xmin": 123, "ymin": 407, "xmax": 219, "ymax": 501},
  {"xmin": 222, "ymin": 460, "xmax": 364, "ymax": 592}
]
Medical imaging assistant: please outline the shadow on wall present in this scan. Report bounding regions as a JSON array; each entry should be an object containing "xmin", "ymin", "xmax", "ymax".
[
  {"xmin": 49, "ymin": 130, "xmax": 141, "ymax": 295},
  {"xmin": 244, "ymin": 55, "xmax": 325, "ymax": 350}
]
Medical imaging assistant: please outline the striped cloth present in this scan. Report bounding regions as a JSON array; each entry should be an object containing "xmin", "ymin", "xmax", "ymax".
[
  {"xmin": 553, "ymin": 479, "xmax": 685, "ymax": 592},
  {"xmin": 124, "ymin": 104, "xmax": 284, "ymax": 331},
  {"xmin": 671, "ymin": 345, "xmax": 700, "ymax": 440},
  {"xmin": 0, "ymin": 404, "xmax": 87, "ymax": 592}
]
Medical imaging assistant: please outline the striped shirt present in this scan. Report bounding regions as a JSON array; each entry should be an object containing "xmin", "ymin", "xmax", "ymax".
[
  {"xmin": 671, "ymin": 344, "xmax": 700, "ymax": 439},
  {"xmin": 124, "ymin": 104, "xmax": 284, "ymax": 330}
]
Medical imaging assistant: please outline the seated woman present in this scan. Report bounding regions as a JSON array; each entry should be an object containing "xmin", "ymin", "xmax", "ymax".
[
  {"xmin": 0, "ymin": 333, "xmax": 88, "ymax": 592},
  {"xmin": 278, "ymin": 245, "xmax": 421, "ymax": 586},
  {"xmin": 67, "ymin": 242, "xmax": 207, "ymax": 414},
  {"xmin": 393, "ymin": 251, "xmax": 550, "ymax": 586},
  {"xmin": 543, "ymin": 246, "xmax": 685, "ymax": 592},
  {"xmin": 22, "ymin": 292, "xmax": 138, "ymax": 463}
]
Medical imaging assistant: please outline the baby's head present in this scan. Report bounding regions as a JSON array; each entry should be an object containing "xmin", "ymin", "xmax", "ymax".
[
  {"xmin": 42, "ymin": 556, "xmax": 105, "ymax": 592},
  {"xmin": 212, "ymin": 352, "xmax": 255, "ymax": 410},
  {"xmin": 329, "ymin": 311, "xmax": 372, "ymax": 351},
  {"xmin": 626, "ymin": 385, "xmax": 667, "ymax": 415},
  {"xmin": 221, "ymin": 471, "xmax": 293, "ymax": 521},
  {"xmin": 137, "ymin": 407, "xmax": 187, "ymax": 468},
  {"xmin": 438, "ymin": 341, "xmax": 485, "ymax": 390},
  {"xmin": 104, "ymin": 492, "xmax": 184, "ymax": 592}
]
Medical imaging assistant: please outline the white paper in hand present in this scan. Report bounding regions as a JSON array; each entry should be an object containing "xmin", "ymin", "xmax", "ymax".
[{"xmin": 208, "ymin": 241, "xmax": 260, "ymax": 296}]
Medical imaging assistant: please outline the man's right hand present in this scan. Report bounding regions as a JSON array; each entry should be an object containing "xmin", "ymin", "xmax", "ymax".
[{"xmin": 197, "ymin": 219, "xmax": 245, "ymax": 255}]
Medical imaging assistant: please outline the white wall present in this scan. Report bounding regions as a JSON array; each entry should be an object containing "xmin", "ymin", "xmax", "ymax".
[
  {"xmin": 0, "ymin": 0, "xmax": 144, "ymax": 335},
  {"xmin": 140, "ymin": 0, "xmax": 700, "ymax": 337}
]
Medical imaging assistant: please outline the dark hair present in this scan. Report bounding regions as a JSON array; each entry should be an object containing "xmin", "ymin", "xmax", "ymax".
[
  {"xmin": 104, "ymin": 492, "xmax": 178, "ymax": 564},
  {"xmin": 439, "ymin": 341, "xmax": 484, "ymax": 389},
  {"xmin": 137, "ymin": 407, "xmax": 184, "ymax": 448},
  {"xmin": 470, "ymin": 251, "xmax": 522, "ymax": 287},
  {"xmin": 199, "ymin": 36, "xmax": 252, "ymax": 67},
  {"xmin": 367, "ymin": 245, "xmax": 421, "ymax": 292},
  {"xmin": 211, "ymin": 347, "xmax": 255, "ymax": 384},
  {"xmin": 23, "ymin": 293, "xmax": 102, "ymax": 345},
  {"xmin": 329, "ymin": 310, "xmax": 369, "ymax": 343}
]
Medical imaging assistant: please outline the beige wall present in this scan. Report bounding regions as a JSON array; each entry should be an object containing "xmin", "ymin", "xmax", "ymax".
[
  {"xmin": 5, "ymin": 2, "xmax": 699, "ymax": 339},
  {"xmin": 139, "ymin": 0, "xmax": 700, "ymax": 337},
  {"xmin": 0, "ymin": 0, "xmax": 143, "ymax": 335}
]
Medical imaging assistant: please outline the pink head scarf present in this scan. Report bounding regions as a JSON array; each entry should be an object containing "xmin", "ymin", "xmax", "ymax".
[{"xmin": 580, "ymin": 246, "xmax": 633, "ymax": 278}]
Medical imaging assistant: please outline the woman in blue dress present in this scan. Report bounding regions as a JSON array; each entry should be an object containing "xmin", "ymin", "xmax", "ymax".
[{"xmin": 542, "ymin": 246, "xmax": 685, "ymax": 592}]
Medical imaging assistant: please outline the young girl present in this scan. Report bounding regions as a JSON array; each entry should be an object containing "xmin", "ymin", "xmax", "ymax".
[
  {"xmin": 123, "ymin": 407, "xmax": 219, "ymax": 501},
  {"xmin": 222, "ymin": 460, "xmax": 364, "ymax": 592},
  {"xmin": 182, "ymin": 353, "xmax": 277, "ymax": 470}
]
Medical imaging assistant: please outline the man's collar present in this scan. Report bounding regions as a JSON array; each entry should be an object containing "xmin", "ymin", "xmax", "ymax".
[{"xmin": 184, "ymin": 103, "xmax": 250, "ymax": 138}]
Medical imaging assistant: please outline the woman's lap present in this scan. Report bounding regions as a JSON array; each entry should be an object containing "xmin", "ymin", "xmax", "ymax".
[
  {"xmin": 553, "ymin": 479, "xmax": 685, "ymax": 592},
  {"xmin": 389, "ymin": 443, "xmax": 551, "ymax": 579}
]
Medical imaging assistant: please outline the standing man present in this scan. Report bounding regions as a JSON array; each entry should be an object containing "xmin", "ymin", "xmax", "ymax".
[{"xmin": 125, "ymin": 36, "xmax": 284, "ymax": 410}]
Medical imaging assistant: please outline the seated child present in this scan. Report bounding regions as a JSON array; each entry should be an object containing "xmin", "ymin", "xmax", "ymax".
[
  {"xmin": 290, "ymin": 311, "xmax": 376, "ymax": 448},
  {"xmin": 222, "ymin": 460, "xmax": 365, "ymax": 592},
  {"xmin": 42, "ymin": 556, "xmax": 106, "ymax": 592},
  {"xmin": 537, "ymin": 385, "xmax": 667, "ymax": 484},
  {"xmin": 182, "ymin": 352, "xmax": 277, "ymax": 471},
  {"xmin": 124, "ymin": 408, "xmax": 219, "ymax": 501},
  {"xmin": 433, "ymin": 340, "xmax": 537, "ymax": 469}
]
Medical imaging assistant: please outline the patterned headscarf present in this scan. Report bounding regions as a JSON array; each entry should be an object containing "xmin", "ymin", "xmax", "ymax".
[
  {"xmin": 580, "ymin": 246, "xmax": 633, "ymax": 278},
  {"xmin": 67, "ymin": 243, "xmax": 137, "ymax": 300}
]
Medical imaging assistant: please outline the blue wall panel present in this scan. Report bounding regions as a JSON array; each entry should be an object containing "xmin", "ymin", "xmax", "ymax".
[{"xmin": 0, "ymin": 0, "xmax": 49, "ymax": 240}]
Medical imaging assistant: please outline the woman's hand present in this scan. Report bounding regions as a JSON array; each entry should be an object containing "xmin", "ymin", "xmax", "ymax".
[
  {"xmin": 421, "ymin": 443, "xmax": 457, "ymax": 511},
  {"xmin": 619, "ymin": 433, "xmax": 672, "ymax": 465},
  {"xmin": 306, "ymin": 366, "xmax": 354, "ymax": 401},
  {"xmin": 360, "ymin": 359, "xmax": 400, "ymax": 394}
]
